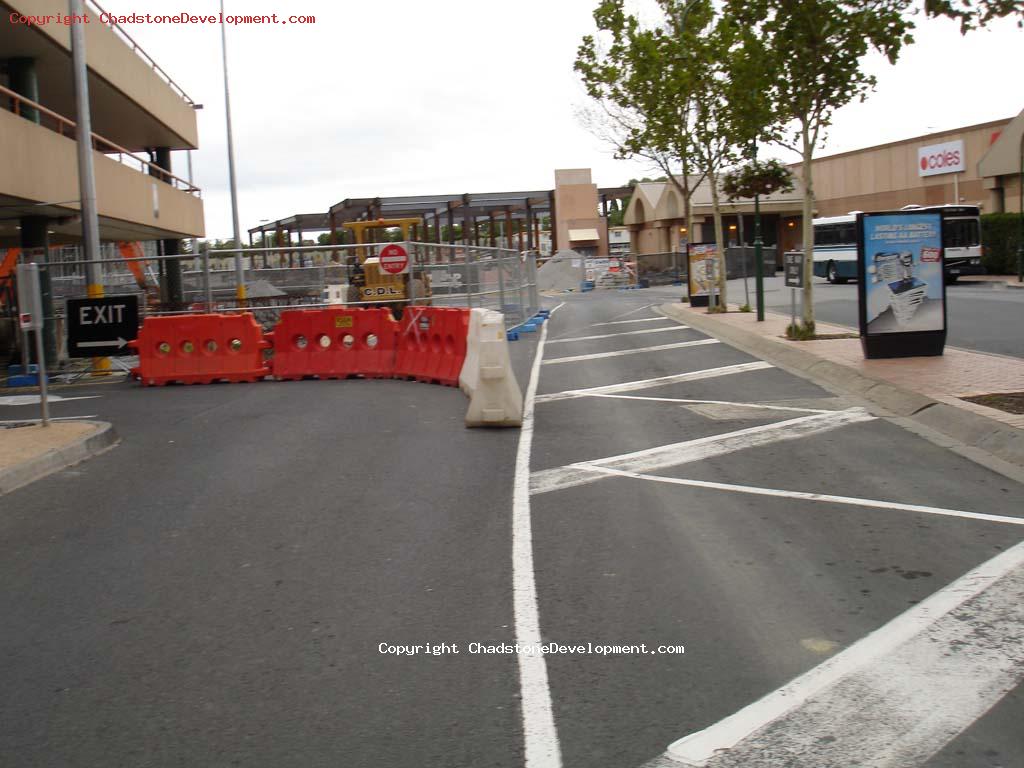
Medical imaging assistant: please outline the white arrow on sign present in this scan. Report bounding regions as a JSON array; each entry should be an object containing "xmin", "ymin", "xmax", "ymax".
[{"xmin": 78, "ymin": 337, "xmax": 129, "ymax": 349}]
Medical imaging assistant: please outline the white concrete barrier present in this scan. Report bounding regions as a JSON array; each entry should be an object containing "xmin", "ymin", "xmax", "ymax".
[{"xmin": 461, "ymin": 309, "xmax": 523, "ymax": 427}]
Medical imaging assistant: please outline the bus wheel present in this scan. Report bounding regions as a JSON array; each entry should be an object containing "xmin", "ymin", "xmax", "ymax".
[{"xmin": 826, "ymin": 261, "xmax": 838, "ymax": 283}]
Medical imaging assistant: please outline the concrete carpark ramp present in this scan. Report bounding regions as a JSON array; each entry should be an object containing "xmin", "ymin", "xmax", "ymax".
[{"xmin": 537, "ymin": 249, "xmax": 583, "ymax": 292}]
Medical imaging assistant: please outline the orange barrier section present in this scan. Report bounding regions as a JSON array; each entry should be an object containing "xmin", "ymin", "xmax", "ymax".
[
  {"xmin": 267, "ymin": 307, "xmax": 399, "ymax": 381},
  {"xmin": 394, "ymin": 307, "xmax": 470, "ymax": 387},
  {"xmin": 130, "ymin": 313, "xmax": 270, "ymax": 385}
]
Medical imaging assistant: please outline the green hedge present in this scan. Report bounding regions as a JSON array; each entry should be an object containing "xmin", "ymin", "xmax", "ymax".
[{"xmin": 981, "ymin": 213, "xmax": 1022, "ymax": 275}]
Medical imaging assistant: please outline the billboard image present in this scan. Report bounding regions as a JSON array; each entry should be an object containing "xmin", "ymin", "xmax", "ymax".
[
  {"xmin": 687, "ymin": 243, "xmax": 719, "ymax": 300},
  {"xmin": 861, "ymin": 212, "xmax": 944, "ymax": 335}
]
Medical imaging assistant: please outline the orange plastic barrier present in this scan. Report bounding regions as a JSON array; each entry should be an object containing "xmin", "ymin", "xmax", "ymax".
[
  {"xmin": 129, "ymin": 313, "xmax": 270, "ymax": 385},
  {"xmin": 394, "ymin": 307, "xmax": 470, "ymax": 387},
  {"xmin": 267, "ymin": 307, "xmax": 398, "ymax": 381}
]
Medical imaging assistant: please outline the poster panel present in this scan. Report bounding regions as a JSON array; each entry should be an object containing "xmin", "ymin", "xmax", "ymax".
[
  {"xmin": 861, "ymin": 212, "xmax": 944, "ymax": 335},
  {"xmin": 687, "ymin": 243, "xmax": 719, "ymax": 300}
]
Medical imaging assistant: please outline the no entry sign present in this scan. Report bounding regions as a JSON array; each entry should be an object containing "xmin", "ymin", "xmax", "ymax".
[{"xmin": 379, "ymin": 244, "xmax": 410, "ymax": 275}]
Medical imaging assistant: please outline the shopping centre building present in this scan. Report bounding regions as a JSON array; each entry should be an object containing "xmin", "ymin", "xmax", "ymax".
[{"xmin": 623, "ymin": 110, "xmax": 1024, "ymax": 261}]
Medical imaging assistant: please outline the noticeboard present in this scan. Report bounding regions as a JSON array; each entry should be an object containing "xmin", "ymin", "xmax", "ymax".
[
  {"xmin": 687, "ymin": 243, "xmax": 719, "ymax": 307},
  {"xmin": 857, "ymin": 210, "xmax": 946, "ymax": 358}
]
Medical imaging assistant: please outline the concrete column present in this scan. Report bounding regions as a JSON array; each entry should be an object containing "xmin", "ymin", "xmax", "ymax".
[
  {"xmin": 7, "ymin": 58, "xmax": 40, "ymax": 124},
  {"xmin": 150, "ymin": 147, "xmax": 183, "ymax": 309}
]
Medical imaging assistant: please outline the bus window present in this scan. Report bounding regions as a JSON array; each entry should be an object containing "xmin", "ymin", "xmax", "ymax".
[
  {"xmin": 838, "ymin": 223, "xmax": 857, "ymax": 245},
  {"xmin": 814, "ymin": 225, "xmax": 836, "ymax": 246},
  {"xmin": 943, "ymin": 218, "xmax": 980, "ymax": 249}
]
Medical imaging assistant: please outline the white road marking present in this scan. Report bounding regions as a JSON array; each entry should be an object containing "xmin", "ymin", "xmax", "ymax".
[
  {"xmin": 0, "ymin": 395, "xmax": 101, "ymax": 406},
  {"xmin": 547, "ymin": 326, "xmax": 691, "ymax": 344},
  {"xmin": 535, "ymin": 362, "xmax": 773, "ymax": 403},
  {"xmin": 576, "ymin": 466, "xmax": 1024, "ymax": 526},
  {"xmin": 578, "ymin": 394, "xmax": 833, "ymax": 415},
  {"xmin": 653, "ymin": 539, "xmax": 1024, "ymax": 767},
  {"xmin": 592, "ymin": 317, "xmax": 672, "ymax": 327},
  {"xmin": 542, "ymin": 338, "xmax": 720, "ymax": 365},
  {"xmin": 513, "ymin": 302, "xmax": 564, "ymax": 768},
  {"xmin": 530, "ymin": 408, "xmax": 874, "ymax": 495},
  {"xmin": 604, "ymin": 303, "xmax": 658, "ymax": 322},
  {"xmin": 0, "ymin": 415, "xmax": 99, "ymax": 423}
]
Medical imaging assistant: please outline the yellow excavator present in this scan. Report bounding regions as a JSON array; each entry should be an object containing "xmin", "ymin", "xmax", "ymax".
[{"xmin": 341, "ymin": 218, "xmax": 431, "ymax": 316}]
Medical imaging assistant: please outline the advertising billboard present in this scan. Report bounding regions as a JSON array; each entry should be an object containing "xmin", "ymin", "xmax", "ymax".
[
  {"xmin": 687, "ymin": 243, "xmax": 719, "ymax": 307},
  {"xmin": 857, "ymin": 210, "xmax": 946, "ymax": 358}
]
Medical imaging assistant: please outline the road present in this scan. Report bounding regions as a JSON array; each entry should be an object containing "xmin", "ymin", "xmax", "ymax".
[
  {"xmin": 727, "ymin": 274, "xmax": 1024, "ymax": 358},
  {"xmin": 1, "ymin": 289, "xmax": 1022, "ymax": 768}
]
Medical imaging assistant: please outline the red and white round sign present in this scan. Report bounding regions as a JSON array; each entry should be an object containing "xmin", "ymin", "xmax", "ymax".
[{"xmin": 379, "ymin": 244, "xmax": 410, "ymax": 275}]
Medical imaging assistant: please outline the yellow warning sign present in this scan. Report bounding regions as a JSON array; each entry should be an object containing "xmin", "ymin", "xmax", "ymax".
[{"xmin": 334, "ymin": 315, "xmax": 354, "ymax": 328}]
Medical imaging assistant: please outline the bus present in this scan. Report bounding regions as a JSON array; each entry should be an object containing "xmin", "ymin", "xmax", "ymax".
[{"xmin": 810, "ymin": 204, "xmax": 984, "ymax": 284}]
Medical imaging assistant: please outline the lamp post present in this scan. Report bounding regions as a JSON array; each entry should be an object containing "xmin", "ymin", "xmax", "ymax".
[
  {"xmin": 220, "ymin": 0, "xmax": 245, "ymax": 304},
  {"xmin": 752, "ymin": 140, "xmax": 765, "ymax": 320},
  {"xmin": 1018, "ymin": 129, "xmax": 1023, "ymax": 283}
]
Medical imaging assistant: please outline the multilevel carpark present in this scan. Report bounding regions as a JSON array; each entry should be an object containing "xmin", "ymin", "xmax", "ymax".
[{"xmin": 1, "ymin": 287, "xmax": 1021, "ymax": 767}]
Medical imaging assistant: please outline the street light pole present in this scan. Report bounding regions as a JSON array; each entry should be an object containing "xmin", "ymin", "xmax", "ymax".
[
  {"xmin": 752, "ymin": 140, "xmax": 765, "ymax": 320},
  {"xmin": 220, "ymin": 0, "xmax": 246, "ymax": 304},
  {"xmin": 1018, "ymin": 129, "xmax": 1023, "ymax": 283}
]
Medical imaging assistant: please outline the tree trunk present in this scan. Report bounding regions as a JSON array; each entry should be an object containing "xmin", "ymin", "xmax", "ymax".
[
  {"xmin": 708, "ymin": 166, "xmax": 727, "ymax": 308},
  {"xmin": 801, "ymin": 120, "xmax": 815, "ymax": 327}
]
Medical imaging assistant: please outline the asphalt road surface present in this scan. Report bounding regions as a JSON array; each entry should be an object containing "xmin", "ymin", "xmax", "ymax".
[
  {"xmin": 1, "ymin": 290, "xmax": 1022, "ymax": 768},
  {"xmin": 728, "ymin": 274, "xmax": 1024, "ymax": 358}
]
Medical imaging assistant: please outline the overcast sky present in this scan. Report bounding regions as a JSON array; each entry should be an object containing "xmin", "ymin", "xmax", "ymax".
[{"xmin": 110, "ymin": 0, "xmax": 1023, "ymax": 240}]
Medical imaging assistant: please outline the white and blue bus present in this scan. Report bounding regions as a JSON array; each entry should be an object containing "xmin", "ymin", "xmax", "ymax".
[{"xmin": 810, "ymin": 204, "xmax": 984, "ymax": 284}]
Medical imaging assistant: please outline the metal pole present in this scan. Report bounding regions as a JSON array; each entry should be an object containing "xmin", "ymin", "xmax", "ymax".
[
  {"xmin": 496, "ymin": 248, "xmax": 506, "ymax": 314},
  {"xmin": 203, "ymin": 248, "xmax": 213, "ymax": 309},
  {"xmin": 220, "ymin": 0, "xmax": 245, "ymax": 305},
  {"xmin": 464, "ymin": 247, "xmax": 473, "ymax": 309},
  {"xmin": 69, "ymin": 0, "xmax": 109, "ymax": 373},
  {"xmin": 1018, "ymin": 130, "xmax": 1023, "ymax": 283},
  {"xmin": 69, "ymin": 0, "xmax": 101, "ymax": 292},
  {"xmin": 790, "ymin": 287, "xmax": 796, "ymax": 331},
  {"xmin": 753, "ymin": 141, "xmax": 765, "ymax": 321},
  {"xmin": 34, "ymin": 323, "xmax": 50, "ymax": 426}
]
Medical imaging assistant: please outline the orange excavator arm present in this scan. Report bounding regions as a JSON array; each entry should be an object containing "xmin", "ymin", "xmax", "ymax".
[{"xmin": 0, "ymin": 248, "xmax": 20, "ymax": 281}]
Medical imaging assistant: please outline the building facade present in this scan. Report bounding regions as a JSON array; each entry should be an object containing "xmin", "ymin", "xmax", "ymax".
[{"xmin": 623, "ymin": 111, "xmax": 1023, "ymax": 262}]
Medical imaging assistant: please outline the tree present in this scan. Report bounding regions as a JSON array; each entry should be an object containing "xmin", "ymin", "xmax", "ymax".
[
  {"xmin": 925, "ymin": 0, "xmax": 1024, "ymax": 31},
  {"xmin": 725, "ymin": 0, "xmax": 914, "ymax": 329},
  {"xmin": 576, "ymin": 1, "xmax": 711, "ymax": 248}
]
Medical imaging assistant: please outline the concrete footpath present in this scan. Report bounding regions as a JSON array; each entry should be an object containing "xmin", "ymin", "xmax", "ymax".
[
  {"xmin": 0, "ymin": 420, "xmax": 118, "ymax": 495},
  {"xmin": 661, "ymin": 302, "xmax": 1024, "ymax": 476}
]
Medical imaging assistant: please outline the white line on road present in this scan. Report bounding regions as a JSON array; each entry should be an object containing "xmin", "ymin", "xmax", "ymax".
[
  {"xmin": 530, "ymin": 408, "xmax": 874, "ymax": 495},
  {"xmin": 535, "ymin": 362, "xmax": 773, "ymax": 403},
  {"xmin": 0, "ymin": 415, "xmax": 99, "ymax": 423},
  {"xmin": 603, "ymin": 303, "xmax": 658, "ymax": 322},
  {"xmin": 592, "ymin": 317, "xmax": 672, "ymax": 327},
  {"xmin": 547, "ymin": 325, "xmax": 691, "ymax": 344},
  {"xmin": 542, "ymin": 338, "xmax": 720, "ymax": 365},
  {"xmin": 0, "ymin": 395, "xmax": 101, "ymax": 406},
  {"xmin": 577, "ymin": 394, "xmax": 834, "ymax": 415},
  {"xmin": 650, "ymin": 539, "xmax": 1024, "ymax": 767},
  {"xmin": 577, "ymin": 466, "xmax": 1024, "ymax": 526},
  {"xmin": 512, "ymin": 302, "xmax": 564, "ymax": 768}
]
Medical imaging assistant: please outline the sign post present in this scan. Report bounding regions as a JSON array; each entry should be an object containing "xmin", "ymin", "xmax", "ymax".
[
  {"xmin": 66, "ymin": 295, "xmax": 139, "ymax": 359},
  {"xmin": 16, "ymin": 263, "xmax": 49, "ymax": 425},
  {"xmin": 784, "ymin": 250, "xmax": 805, "ymax": 330},
  {"xmin": 857, "ymin": 210, "xmax": 946, "ymax": 359}
]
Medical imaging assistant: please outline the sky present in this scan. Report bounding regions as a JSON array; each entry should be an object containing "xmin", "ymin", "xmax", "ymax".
[{"xmin": 108, "ymin": 0, "xmax": 1024, "ymax": 240}]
